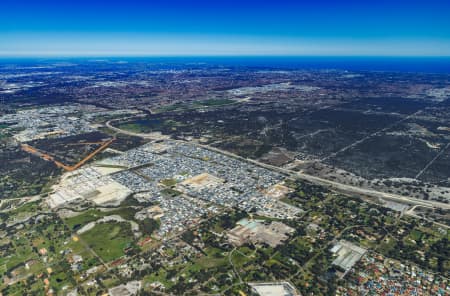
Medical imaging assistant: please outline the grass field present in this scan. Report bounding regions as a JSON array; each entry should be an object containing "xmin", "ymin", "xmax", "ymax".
[
  {"xmin": 143, "ymin": 269, "xmax": 175, "ymax": 290},
  {"xmin": 64, "ymin": 207, "xmax": 138, "ymax": 230},
  {"xmin": 0, "ymin": 263, "xmax": 7, "ymax": 275},
  {"xmin": 188, "ymin": 247, "xmax": 228, "ymax": 272},
  {"xmin": 116, "ymin": 123, "xmax": 151, "ymax": 133},
  {"xmin": 64, "ymin": 209, "xmax": 107, "ymax": 230},
  {"xmin": 5, "ymin": 201, "xmax": 40, "ymax": 218},
  {"xmin": 116, "ymin": 119, "xmax": 163, "ymax": 133},
  {"xmin": 5, "ymin": 236, "xmax": 37, "ymax": 270},
  {"xmin": 377, "ymin": 237, "xmax": 397, "ymax": 254},
  {"xmin": 160, "ymin": 178, "xmax": 177, "ymax": 187},
  {"xmin": 80, "ymin": 222, "xmax": 134, "ymax": 262}
]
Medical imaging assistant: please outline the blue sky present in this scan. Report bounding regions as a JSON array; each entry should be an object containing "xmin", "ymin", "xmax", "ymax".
[{"xmin": 1, "ymin": 0, "xmax": 450, "ymax": 56}]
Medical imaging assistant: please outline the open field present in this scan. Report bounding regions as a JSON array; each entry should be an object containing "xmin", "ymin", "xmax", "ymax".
[{"xmin": 80, "ymin": 221, "xmax": 134, "ymax": 262}]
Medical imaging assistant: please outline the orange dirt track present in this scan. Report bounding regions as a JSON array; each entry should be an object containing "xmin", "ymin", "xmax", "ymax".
[{"xmin": 21, "ymin": 138, "xmax": 115, "ymax": 171}]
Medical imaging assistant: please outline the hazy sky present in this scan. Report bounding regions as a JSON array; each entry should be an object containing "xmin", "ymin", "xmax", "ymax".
[{"xmin": 1, "ymin": 0, "xmax": 450, "ymax": 56}]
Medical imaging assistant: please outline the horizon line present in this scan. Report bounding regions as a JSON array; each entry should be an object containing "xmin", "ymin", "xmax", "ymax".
[{"xmin": 1, "ymin": 54, "xmax": 450, "ymax": 59}]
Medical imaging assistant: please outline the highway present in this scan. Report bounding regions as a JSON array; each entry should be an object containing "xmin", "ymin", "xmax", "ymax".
[
  {"xmin": 199, "ymin": 143, "xmax": 450, "ymax": 210},
  {"xmin": 104, "ymin": 122, "xmax": 450, "ymax": 211}
]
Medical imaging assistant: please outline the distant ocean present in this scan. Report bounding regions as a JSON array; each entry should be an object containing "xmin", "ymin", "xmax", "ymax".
[
  {"xmin": 97, "ymin": 56, "xmax": 450, "ymax": 73},
  {"xmin": 1, "ymin": 56, "xmax": 450, "ymax": 74},
  {"xmin": 164, "ymin": 56, "xmax": 450, "ymax": 73}
]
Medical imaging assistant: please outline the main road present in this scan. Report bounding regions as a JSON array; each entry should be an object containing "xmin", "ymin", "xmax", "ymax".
[{"xmin": 105, "ymin": 120, "xmax": 450, "ymax": 211}]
